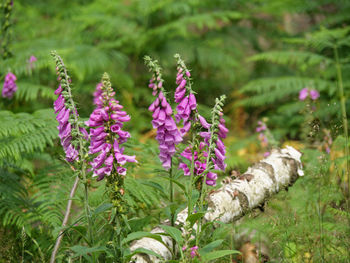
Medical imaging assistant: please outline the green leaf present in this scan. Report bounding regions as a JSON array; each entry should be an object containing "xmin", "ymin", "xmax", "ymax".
[
  {"xmin": 199, "ymin": 239, "xmax": 224, "ymax": 254},
  {"xmin": 187, "ymin": 212, "xmax": 205, "ymax": 228},
  {"xmin": 141, "ymin": 180, "xmax": 167, "ymax": 197},
  {"xmin": 159, "ymin": 225, "xmax": 183, "ymax": 245},
  {"xmin": 71, "ymin": 245, "xmax": 107, "ymax": 261},
  {"xmin": 201, "ymin": 249, "xmax": 240, "ymax": 262},
  {"xmin": 128, "ymin": 216, "xmax": 152, "ymax": 232},
  {"xmin": 93, "ymin": 203, "xmax": 113, "ymax": 216},
  {"xmin": 159, "ymin": 176, "xmax": 186, "ymax": 193}
]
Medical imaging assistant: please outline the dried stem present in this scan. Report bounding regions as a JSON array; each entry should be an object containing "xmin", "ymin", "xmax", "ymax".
[{"xmin": 50, "ymin": 175, "xmax": 80, "ymax": 263}]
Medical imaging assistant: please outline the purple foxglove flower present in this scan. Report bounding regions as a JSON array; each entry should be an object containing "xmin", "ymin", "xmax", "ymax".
[
  {"xmin": 111, "ymin": 124, "xmax": 121, "ymax": 133},
  {"xmin": 206, "ymin": 172, "xmax": 217, "ymax": 180},
  {"xmin": 190, "ymin": 246, "xmax": 198, "ymax": 258},
  {"xmin": 65, "ymin": 145, "xmax": 79, "ymax": 162},
  {"xmin": 179, "ymin": 79, "xmax": 186, "ymax": 89},
  {"xmin": 56, "ymin": 108, "xmax": 70, "ymax": 124},
  {"xmin": 198, "ymin": 115, "xmax": 211, "ymax": 129},
  {"xmin": 256, "ymin": 121, "xmax": 267, "ymax": 132},
  {"xmin": 93, "ymin": 83, "xmax": 103, "ymax": 106},
  {"xmin": 263, "ymin": 151, "xmax": 271, "ymax": 157},
  {"xmin": 218, "ymin": 123, "xmax": 228, "ymax": 139},
  {"xmin": 180, "ymin": 147, "xmax": 194, "ymax": 161},
  {"xmin": 53, "ymin": 91, "xmax": 80, "ymax": 163},
  {"xmin": 117, "ymin": 167, "xmax": 127, "ymax": 176},
  {"xmin": 89, "ymin": 140, "xmax": 104, "ymax": 151},
  {"xmin": 309, "ymin": 89, "xmax": 320, "ymax": 100},
  {"xmin": 179, "ymin": 163, "xmax": 190, "ymax": 176},
  {"xmin": 91, "ymin": 126, "xmax": 105, "ymax": 136},
  {"xmin": 195, "ymin": 161, "xmax": 205, "ymax": 174},
  {"xmin": 174, "ymin": 88, "xmax": 186, "ymax": 103},
  {"xmin": 91, "ymin": 150, "xmax": 108, "ymax": 169},
  {"xmin": 177, "ymin": 96, "xmax": 189, "ymax": 113},
  {"xmin": 299, "ymin": 88, "xmax": 309, "ymax": 101},
  {"xmin": 206, "ymin": 179, "xmax": 216, "ymax": 186},
  {"xmin": 2, "ymin": 72, "xmax": 17, "ymax": 99},
  {"xmin": 165, "ymin": 103, "xmax": 172, "ymax": 115},
  {"xmin": 199, "ymin": 132, "xmax": 211, "ymax": 140},
  {"xmin": 52, "ymin": 52, "xmax": 86, "ymax": 163},
  {"xmin": 214, "ymin": 148, "xmax": 225, "ymax": 162},
  {"xmin": 180, "ymin": 121, "xmax": 191, "ymax": 136},
  {"xmin": 29, "ymin": 55, "xmax": 37, "ymax": 63},
  {"xmin": 146, "ymin": 69, "xmax": 182, "ymax": 170},
  {"xmin": 216, "ymin": 138, "xmax": 225, "ymax": 155},
  {"xmin": 188, "ymin": 93, "xmax": 197, "ymax": 110},
  {"xmin": 58, "ymin": 122, "xmax": 71, "ymax": 139},
  {"xmin": 88, "ymin": 73, "xmax": 136, "ymax": 181},
  {"xmin": 28, "ymin": 55, "xmax": 37, "ymax": 69},
  {"xmin": 174, "ymin": 55, "xmax": 199, "ymax": 138},
  {"xmin": 54, "ymin": 85, "xmax": 62, "ymax": 95},
  {"xmin": 115, "ymin": 152, "xmax": 137, "ymax": 165},
  {"xmin": 54, "ymin": 95, "xmax": 65, "ymax": 113}
]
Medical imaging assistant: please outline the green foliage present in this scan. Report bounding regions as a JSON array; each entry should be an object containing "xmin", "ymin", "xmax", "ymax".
[
  {"xmin": 0, "ymin": 109, "xmax": 57, "ymax": 160},
  {"xmin": 1, "ymin": 0, "xmax": 350, "ymax": 262}
]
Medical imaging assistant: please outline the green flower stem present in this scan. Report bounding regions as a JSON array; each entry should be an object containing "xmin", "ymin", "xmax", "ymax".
[
  {"xmin": 170, "ymin": 159, "xmax": 174, "ymax": 226},
  {"xmin": 51, "ymin": 52, "xmax": 94, "ymax": 258},
  {"xmin": 169, "ymin": 159, "xmax": 177, "ymax": 256},
  {"xmin": 187, "ymin": 133, "xmax": 196, "ymax": 216},
  {"xmin": 196, "ymin": 95, "xmax": 225, "ymax": 246},
  {"xmin": 195, "ymin": 113, "xmax": 216, "ymax": 246},
  {"xmin": 59, "ymin": 54, "xmax": 94, "ymax": 247}
]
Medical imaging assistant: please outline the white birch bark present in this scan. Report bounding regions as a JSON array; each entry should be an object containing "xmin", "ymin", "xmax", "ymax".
[{"xmin": 129, "ymin": 146, "xmax": 303, "ymax": 263}]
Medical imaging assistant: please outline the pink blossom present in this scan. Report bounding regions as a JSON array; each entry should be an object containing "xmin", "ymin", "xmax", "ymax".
[
  {"xmin": 53, "ymin": 80, "xmax": 82, "ymax": 163},
  {"xmin": 309, "ymin": 89, "xmax": 320, "ymax": 100},
  {"xmin": 88, "ymin": 75, "xmax": 136, "ymax": 180},
  {"xmin": 28, "ymin": 55, "xmax": 37, "ymax": 69},
  {"xmin": 299, "ymin": 88, "xmax": 309, "ymax": 101},
  {"xmin": 299, "ymin": 87, "xmax": 320, "ymax": 101},
  {"xmin": 2, "ymin": 72, "xmax": 17, "ymax": 98},
  {"xmin": 263, "ymin": 151, "xmax": 270, "ymax": 157},
  {"xmin": 190, "ymin": 246, "xmax": 198, "ymax": 258},
  {"xmin": 147, "ymin": 75, "xmax": 182, "ymax": 170}
]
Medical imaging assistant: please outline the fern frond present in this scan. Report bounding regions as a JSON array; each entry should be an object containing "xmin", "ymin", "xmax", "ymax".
[
  {"xmin": 0, "ymin": 109, "xmax": 57, "ymax": 160},
  {"xmin": 239, "ymin": 77, "xmax": 334, "ymax": 106},
  {"xmin": 14, "ymin": 82, "xmax": 56, "ymax": 101},
  {"xmin": 248, "ymin": 51, "xmax": 333, "ymax": 69},
  {"xmin": 125, "ymin": 177, "xmax": 161, "ymax": 209},
  {"xmin": 285, "ymin": 26, "xmax": 350, "ymax": 51}
]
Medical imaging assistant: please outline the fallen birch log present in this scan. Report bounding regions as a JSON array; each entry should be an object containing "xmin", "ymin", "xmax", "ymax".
[{"xmin": 130, "ymin": 146, "xmax": 303, "ymax": 262}]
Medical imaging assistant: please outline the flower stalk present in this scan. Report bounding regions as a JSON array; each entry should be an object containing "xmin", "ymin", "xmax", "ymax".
[
  {"xmin": 196, "ymin": 95, "xmax": 227, "ymax": 246},
  {"xmin": 144, "ymin": 56, "xmax": 182, "ymax": 233},
  {"xmin": 50, "ymin": 51, "xmax": 92, "ymax": 262},
  {"xmin": 87, "ymin": 73, "xmax": 136, "ymax": 211}
]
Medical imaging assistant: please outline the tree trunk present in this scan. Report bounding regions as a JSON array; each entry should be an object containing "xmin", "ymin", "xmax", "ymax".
[{"xmin": 129, "ymin": 146, "xmax": 303, "ymax": 262}]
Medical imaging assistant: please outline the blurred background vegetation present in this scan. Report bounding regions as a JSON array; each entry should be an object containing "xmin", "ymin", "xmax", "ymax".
[{"xmin": 1, "ymin": 0, "xmax": 350, "ymax": 262}]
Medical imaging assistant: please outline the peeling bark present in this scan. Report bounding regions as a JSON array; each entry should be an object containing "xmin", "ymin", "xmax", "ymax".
[{"xmin": 129, "ymin": 146, "xmax": 303, "ymax": 262}]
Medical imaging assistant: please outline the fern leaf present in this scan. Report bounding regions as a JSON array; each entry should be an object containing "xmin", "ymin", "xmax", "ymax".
[
  {"xmin": 248, "ymin": 51, "xmax": 333, "ymax": 69},
  {"xmin": 239, "ymin": 77, "xmax": 334, "ymax": 106}
]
